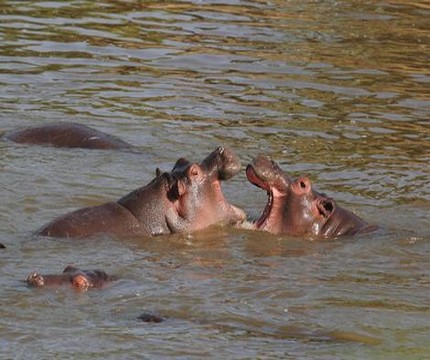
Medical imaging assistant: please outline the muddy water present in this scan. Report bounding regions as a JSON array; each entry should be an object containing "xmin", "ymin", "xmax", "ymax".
[{"xmin": 0, "ymin": 1, "xmax": 429, "ymax": 358}]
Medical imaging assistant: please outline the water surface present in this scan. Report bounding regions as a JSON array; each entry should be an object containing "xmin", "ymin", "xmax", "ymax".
[{"xmin": 1, "ymin": 1, "xmax": 429, "ymax": 359}]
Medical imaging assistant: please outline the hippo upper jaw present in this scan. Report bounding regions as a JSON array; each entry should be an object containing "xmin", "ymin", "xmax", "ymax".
[
  {"xmin": 201, "ymin": 146, "xmax": 241, "ymax": 180},
  {"xmin": 246, "ymin": 164, "xmax": 287, "ymax": 231}
]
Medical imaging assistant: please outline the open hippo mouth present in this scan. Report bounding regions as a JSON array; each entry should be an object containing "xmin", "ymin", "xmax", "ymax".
[{"xmin": 246, "ymin": 164, "xmax": 274, "ymax": 228}]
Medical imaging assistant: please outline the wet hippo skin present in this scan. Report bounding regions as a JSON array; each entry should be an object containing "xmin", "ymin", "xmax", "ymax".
[
  {"xmin": 166, "ymin": 146, "xmax": 246, "ymax": 233},
  {"xmin": 35, "ymin": 146, "xmax": 245, "ymax": 239},
  {"xmin": 5, "ymin": 122, "xmax": 133, "ymax": 150},
  {"xmin": 26, "ymin": 266, "xmax": 116, "ymax": 291},
  {"xmin": 246, "ymin": 155, "xmax": 376, "ymax": 239}
]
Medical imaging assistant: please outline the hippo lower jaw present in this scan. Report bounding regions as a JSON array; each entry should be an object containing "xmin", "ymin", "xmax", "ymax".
[{"xmin": 254, "ymin": 191, "xmax": 273, "ymax": 229}]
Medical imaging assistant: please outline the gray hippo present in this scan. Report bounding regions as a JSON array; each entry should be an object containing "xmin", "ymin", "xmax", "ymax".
[
  {"xmin": 27, "ymin": 266, "xmax": 115, "ymax": 291},
  {"xmin": 36, "ymin": 146, "xmax": 245, "ymax": 239},
  {"xmin": 246, "ymin": 155, "xmax": 376, "ymax": 239},
  {"xmin": 4, "ymin": 122, "xmax": 133, "ymax": 150}
]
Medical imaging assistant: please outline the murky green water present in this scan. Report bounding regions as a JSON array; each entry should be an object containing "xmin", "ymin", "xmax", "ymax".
[{"xmin": 1, "ymin": 1, "xmax": 429, "ymax": 358}]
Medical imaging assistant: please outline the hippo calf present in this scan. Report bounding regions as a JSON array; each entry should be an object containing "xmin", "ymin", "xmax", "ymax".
[
  {"xmin": 27, "ymin": 266, "xmax": 115, "ymax": 291},
  {"xmin": 36, "ymin": 146, "xmax": 245, "ymax": 239},
  {"xmin": 246, "ymin": 155, "xmax": 376, "ymax": 239},
  {"xmin": 5, "ymin": 122, "xmax": 133, "ymax": 150}
]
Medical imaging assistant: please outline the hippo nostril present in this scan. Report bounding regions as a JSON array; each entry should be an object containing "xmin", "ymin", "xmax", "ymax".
[
  {"xmin": 300, "ymin": 181, "xmax": 306, "ymax": 188},
  {"xmin": 324, "ymin": 202, "xmax": 333, "ymax": 211},
  {"xmin": 317, "ymin": 199, "xmax": 334, "ymax": 217}
]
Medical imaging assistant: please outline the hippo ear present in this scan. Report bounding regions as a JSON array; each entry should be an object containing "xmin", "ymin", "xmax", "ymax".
[
  {"xmin": 176, "ymin": 179, "xmax": 187, "ymax": 196},
  {"xmin": 317, "ymin": 199, "xmax": 335, "ymax": 218},
  {"xmin": 188, "ymin": 164, "xmax": 202, "ymax": 179},
  {"xmin": 156, "ymin": 168, "xmax": 162, "ymax": 177},
  {"xmin": 167, "ymin": 178, "xmax": 188, "ymax": 201}
]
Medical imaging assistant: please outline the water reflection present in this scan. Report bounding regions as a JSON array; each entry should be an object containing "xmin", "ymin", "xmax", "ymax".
[{"xmin": 1, "ymin": 0, "xmax": 429, "ymax": 358}]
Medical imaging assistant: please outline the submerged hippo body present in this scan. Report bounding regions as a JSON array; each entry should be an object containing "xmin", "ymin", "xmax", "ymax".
[
  {"xmin": 36, "ymin": 146, "xmax": 245, "ymax": 239},
  {"xmin": 5, "ymin": 122, "xmax": 133, "ymax": 150},
  {"xmin": 246, "ymin": 155, "xmax": 376, "ymax": 239},
  {"xmin": 27, "ymin": 266, "xmax": 115, "ymax": 291}
]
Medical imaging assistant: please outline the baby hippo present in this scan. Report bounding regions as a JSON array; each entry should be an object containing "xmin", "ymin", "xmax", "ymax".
[
  {"xmin": 246, "ymin": 155, "xmax": 376, "ymax": 239},
  {"xmin": 27, "ymin": 266, "xmax": 115, "ymax": 291}
]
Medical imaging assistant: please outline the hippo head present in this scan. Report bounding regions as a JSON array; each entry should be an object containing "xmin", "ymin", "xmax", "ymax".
[
  {"xmin": 27, "ymin": 266, "xmax": 115, "ymax": 291},
  {"xmin": 168, "ymin": 146, "xmax": 246, "ymax": 232},
  {"xmin": 246, "ymin": 155, "xmax": 370, "ymax": 238}
]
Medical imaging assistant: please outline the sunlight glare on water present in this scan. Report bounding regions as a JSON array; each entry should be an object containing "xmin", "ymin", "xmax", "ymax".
[{"xmin": 0, "ymin": 0, "xmax": 429, "ymax": 358}]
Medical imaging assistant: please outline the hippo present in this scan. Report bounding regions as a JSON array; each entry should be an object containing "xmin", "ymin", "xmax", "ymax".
[
  {"xmin": 4, "ymin": 122, "xmax": 133, "ymax": 150},
  {"xmin": 36, "ymin": 146, "xmax": 245, "ymax": 239},
  {"xmin": 246, "ymin": 155, "xmax": 376, "ymax": 239},
  {"xmin": 26, "ymin": 266, "xmax": 115, "ymax": 291},
  {"xmin": 166, "ymin": 146, "xmax": 246, "ymax": 233}
]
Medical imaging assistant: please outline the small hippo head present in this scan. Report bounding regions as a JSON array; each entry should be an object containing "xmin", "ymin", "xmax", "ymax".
[
  {"xmin": 168, "ymin": 146, "xmax": 246, "ymax": 232},
  {"xmin": 246, "ymin": 155, "xmax": 371, "ymax": 238},
  {"xmin": 27, "ymin": 266, "xmax": 115, "ymax": 292}
]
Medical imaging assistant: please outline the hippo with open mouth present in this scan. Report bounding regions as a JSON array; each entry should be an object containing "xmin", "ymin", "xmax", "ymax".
[
  {"xmin": 246, "ymin": 155, "xmax": 376, "ymax": 239},
  {"xmin": 26, "ymin": 266, "xmax": 115, "ymax": 292},
  {"xmin": 35, "ymin": 146, "xmax": 245, "ymax": 239}
]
